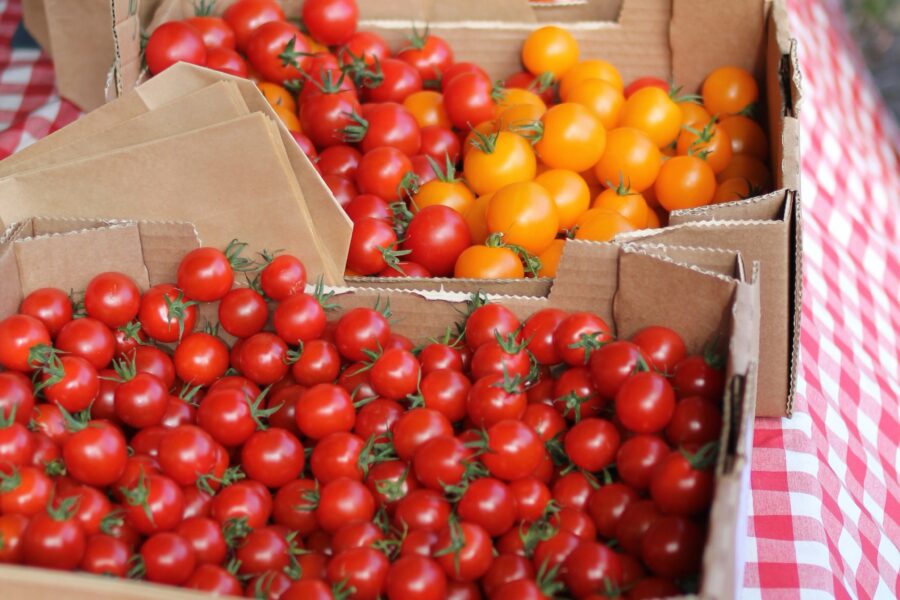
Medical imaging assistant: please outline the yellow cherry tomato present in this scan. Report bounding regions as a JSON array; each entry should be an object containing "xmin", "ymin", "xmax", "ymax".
[
  {"xmin": 567, "ymin": 78, "xmax": 624, "ymax": 130},
  {"xmin": 620, "ymin": 87, "xmax": 682, "ymax": 148},
  {"xmin": 702, "ymin": 66, "xmax": 759, "ymax": 116},
  {"xmin": 403, "ymin": 90, "xmax": 451, "ymax": 129},
  {"xmin": 716, "ymin": 153, "xmax": 771, "ymax": 188},
  {"xmin": 413, "ymin": 180, "xmax": 476, "ymax": 215},
  {"xmin": 718, "ymin": 115, "xmax": 769, "ymax": 161},
  {"xmin": 534, "ymin": 169, "xmax": 591, "ymax": 231},
  {"xmin": 559, "ymin": 59, "xmax": 623, "ymax": 99},
  {"xmin": 676, "ymin": 120, "xmax": 733, "ymax": 174},
  {"xmin": 487, "ymin": 181, "xmax": 559, "ymax": 255},
  {"xmin": 654, "ymin": 155, "xmax": 716, "ymax": 211},
  {"xmin": 522, "ymin": 26, "xmax": 579, "ymax": 79},
  {"xmin": 538, "ymin": 239, "xmax": 565, "ymax": 277},
  {"xmin": 594, "ymin": 127, "xmax": 661, "ymax": 192},
  {"xmin": 455, "ymin": 245, "xmax": 525, "ymax": 279},
  {"xmin": 574, "ymin": 208, "xmax": 634, "ymax": 242},
  {"xmin": 464, "ymin": 130, "xmax": 537, "ymax": 196},
  {"xmin": 494, "ymin": 88, "xmax": 548, "ymax": 118},
  {"xmin": 273, "ymin": 105, "xmax": 302, "ymax": 133},
  {"xmin": 258, "ymin": 82, "xmax": 297, "ymax": 113},
  {"xmin": 534, "ymin": 103, "xmax": 606, "ymax": 172},
  {"xmin": 499, "ymin": 103, "xmax": 547, "ymax": 133},
  {"xmin": 678, "ymin": 102, "xmax": 712, "ymax": 127},
  {"xmin": 465, "ymin": 193, "xmax": 493, "ymax": 244},
  {"xmin": 592, "ymin": 188, "xmax": 650, "ymax": 229}
]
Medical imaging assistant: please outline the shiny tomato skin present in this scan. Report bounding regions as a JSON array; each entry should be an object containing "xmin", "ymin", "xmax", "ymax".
[
  {"xmin": 327, "ymin": 546, "xmax": 390, "ymax": 600},
  {"xmin": 0, "ymin": 315, "xmax": 51, "ymax": 372},
  {"xmin": 79, "ymin": 534, "xmax": 130, "ymax": 577},
  {"xmin": 22, "ymin": 508, "xmax": 86, "ymax": 570},
  {"xmin": 173, "ymin": 332, "xmax": 229, "ymax": 387},
  {"xmin": 481, "ymin": 419, "xmax": 544, "ymax": 481},
  {"xmin": 363, "ymin": 59, "xmax": 423, "ymax": 104},
  {"xmin": 589, "ymin": 340, "xmax": 646, "ymax": 399},
  {"xmin": 63, "ymin": 422, "xmax": 128, "ymax": 487},
  {"xmin": 616, "ymin": 434, "xmax": 669, "ymax": 490},
  {"xmin": 260, "ymin": 254, "xmax": 308, "ymax": 301},
  {"xmin": 176, "ymin": 516, "xmax": 227, "ymax": 565},
  {"xmin": 295, "ymin": 383, "xmax": 355, "ymax": 440},
  {"xmin": 650, "ymin": 450, "xmax": 715, "ymax": 517},
  {"xmin": 564, "ymin": 418, "xmax": 620, "ymax": 472},
  {"xmin": 615, "ymin": 371, "xmax": 676, "ymax": 434},
  {"xmin": 291, "ymin": 340, "xmax": 341, "ymax": 386},
  {"xmin": 666, "ymin": 396, "xmax": 723, "ymax": 446},
  {"xmin": 20, "ymin": 288, "xmax": 73, "ymax": 337},
  {"xmin": 561, "ymin": 540, "xmax": 623, "ymax": 597},
  {"xmin": 334, "ymin": 308, "xmax": 391, "ymax": 362},
  {"xmin": 177, "ymin": 247, "xmax": 235, "ymax": 302},
  {"xmin": 146, "ymin": 21, "xmax": 207, "ymax": 75},
  {"xmin": 223, "ymin": 0, "xmax": 284, "ymax": 51},
  {"xmin": 402, "ymin": 205, "xmax": 472, "ymax": 277},
  {"xmin": 457, "ymin": 477, "xmax": 517, "ymax": 537},
  {"xmin": 434, "ymin": 521, "xmax": 493, "ymax": 583},
  {"xmin": 141, "ymin": 531, "xmax": 196, "ymax": 585},
  {"xmin": 272, "ymin": 479, "xmax": 319, "ymax": 535},
  {"xmin": 240, "ymin": 332, "xmax": 289, "ymax": 385},
  {"xmin": 115, "ymin": 373, "xmax": 168, "ymax": 429},
  {"xmin": 672, "ymin": 354, "xmax": 725, "ymax": 401},
  {"xmin": 122, "ymin": 473, "xmax": 184, "ymax": 535},
  {"xmin": 138, "ymin": 284, "xmax": 198, "ymax": 344},
  {"xmin": 316, "ymin": 477, "xmax": 376, "ymax": 534},
  {"xmin": 554, "ymin": 312, "xmax": 612, "ymax": 366},
  {"xmin": 630, "ymin": 326, "xmax": 687, "ymax": 375},
  {"xmin": 464, "ymin": 305, "xmax": 521, "ymax": 351},
  {"xmin": 303, "ymin": 0, "xmax": 359, "ymax": 46},
  {"xmin": 386, "ymin": 555, "xmax": 448, "ymax": 600},
  {"xmin": 392, "ymin": 408, "xmax": 453, "ymax": 462},
  {"xmin": 185, "ymin": 564, "xmax": 244, "ymax": 595},
  {"xmin": 587, "ymin": 482, "xmax": 639, "ymax": 539},
  {"xmin": 218, "ymin": 288, "xmax": 268, "ymax": 339}
]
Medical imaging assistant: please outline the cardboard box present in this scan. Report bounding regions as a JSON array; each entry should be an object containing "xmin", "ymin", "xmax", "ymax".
[
  {"xmin": 0, "ymin": 217, "xmax": 200, "ymax": 320},
  {"xmin": 102, "ymin": 0, "xmax": 800, "ymax": 416},
  {"xmin": 0, "ymin": 229, "xmax": 759, "ymax": 600}
]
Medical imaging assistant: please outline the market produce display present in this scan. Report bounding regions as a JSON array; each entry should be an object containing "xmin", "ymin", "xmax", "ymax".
[
  {"xmin": 145, "ymin": 0, "xmax": 773, "ymax": 280},
  {"xmin": 0, "ymin": 243, "xmax": 729, "ymax": 599}
]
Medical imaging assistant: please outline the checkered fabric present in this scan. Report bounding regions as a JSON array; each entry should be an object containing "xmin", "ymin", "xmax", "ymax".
[{"xmin": 0, "ymin": 0, "xmax": 898, "ymax": 597}]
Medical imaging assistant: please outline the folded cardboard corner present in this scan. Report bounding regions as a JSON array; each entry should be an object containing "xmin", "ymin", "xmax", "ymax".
[{"xmin": 0, "ymin": 217, "xmax": 200, "ymax": 321}]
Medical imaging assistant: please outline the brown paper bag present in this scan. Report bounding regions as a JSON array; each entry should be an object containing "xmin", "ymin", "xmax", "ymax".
[{"xmin": 0, "ymin": 113, "xmax": 342, "ymax": 283}]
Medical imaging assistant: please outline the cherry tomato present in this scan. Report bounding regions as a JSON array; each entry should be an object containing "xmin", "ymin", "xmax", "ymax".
[
  {"xmin": 334, "ymin": 307, "xmax": 391, "ymax": 362},
  {"xmin": 620, "ymin": 87, "xmax": 682, "ymax": 148},
  {"xmin": 398, "ymin": 31, "xmax": 454, "ymax": 82},
  {"xmin": 260, "ymin": 254, "xmax": 307, "ymax": 302},
  {"xmin": 327, "ymin": 546, "xmax": 389, "ymax": 600},
  {"xmin": 0, "ymin": 315, "xmax": 51, "ymax": 372},
  {"xmin": 434, "ymin": 521, "xmax": 493, "ymax": 582},
  {"xmin": 555, "ymin": 311, "xmax": 612, "ymax": 366},
  {"xmin": 186, "ymin": 564, "xmax": 243, "ymax": 595},
  {"xmin": 185, "ymin": 15, "xmax": 234, "ymax": 50},
  {"xmin": 146, "ymin": 21, "xmax": 207, "ymax": 75},
  {"xmin": 240, "ymin": 332, "xmax": 289, "ymax": 385},
  {"xmin": 340, "ymin": 31, "xmax": 390, "ymax": 67},
  {"xmin": 176, "ymin": 516, "xmax": 227, "ymax": 565},
  {"xmin": 522, "ymin": 26, "xmax": 578, "ymax": 78},
  {"xmin": 392, "ymin": 408, "xmax": 453, "ymax": 461},
  {"xmin": 650, "ymin": 448, "xmax": 715, "ymax": 516},
  {"xmin": 561, "ymin": 540, "xmax": 622, "ymax": 597},
  {"xmin": 63, "ymin": 421, "xmax": 127, "ymax": 487},
  {"xmin": 443, "ymin": 71, "xmax": 496, "ymax": 131},
  {"xmin": 564, "ymin": 418, "xmax": 620, "ymax": 472},
  {"xmin": 22, "ymin": 502, "xmax": 85, "ymax": 570},
  {"xmin": 356, "ymin": 146, "xmax": 414, "ymax": 201},
  {"xmin": 20, "ymin": 288, "xmax": 73, "ymax": 337},
  {"xmin": 457, "ymin": 477, "xmax": 517, "ymax": 537},
  {"xmin": 80, "ymin": 534, "xmax": 130, "ymax": 576},
  {"xmin": 141, "ymin": 531, "xmax": 196, "ymax": 585},
  {"xmin": 223, "ymin": 0, "xmax": 285, "ymax": 51},
  {"xmin": 364, "ymin": 58, "xmax": 423, "ymax": 104},
  {"xmin": 387, "ymin": 555, "xmax": 447, "ymax": 600},
  {"xmin": 401, "ymin": 205, "xmax": 472, "ymax": 277},
  {"xmin": 702, "ymin": 66, "xmax": 759, "ymax": 116},
  {"xmin": 218, "ymin": 288, "xmax": 268, "ymax": 339},
  {"xmin": 467, "ymin": 373, "xmax": 527, "ymax": 428},
  {"xmin": 642, "ymin": 515, "xmax": 704, "ymax": 578},
  {"xmin": 302, "ymin": 92, "xmax": 362, "ymax": 150},
  {"xmin": 316, "ymin": 477, "xmax": 376, "ymax": 533},
  {"xmin": 624, "ymin": 76, "xmax": 669, "ymax": 98},
  {"xmin": 139, "ymin": 284, "xmax": 197, "ymax": 343},
  {"xmin": 487, "ymin": 181, "xmax": 558, "ymax": 255},
  {"xmin": 616, "ymin": 499, "xmax": 661, "ymax": 556},
  {"xmin": 589, "ymin": 340, "xmax": 646, "ymax": 399},
  {"xmin": 672, "ymin": 354, "xmax": 725, "ymax": 400},
  {"xmin": 481, "ymin": 419, "xmax": 543, "ymax": 481},
  {"xmin": 615, "ymin": 371, "xmax": 676, "ymax": 434},
  {"xmin": 296, "ymin": 383, "xmax": 355, "ymax": 440},
  {"xmin": 303, "ymin": 0, "xmax": 358, "ymax": 46},
  {"xmin": 654, "ymin": 155, "xmax": 716, "ymax": 210},
  {"xmin": 348, "ymin": 217, "xmax": 399, "ymax": 275},
  {"xmin": 210, "ymin": 480, "xmax": 272, "ymax": 529},
  {"xmin": 464, "ymin": 130, "xmax": 536, "ymax": 197},
  {"xmin": 666, "ymin": 396, "xmax": 722, "ymax": 446},
  {"xmin": 616, "ymin": 434, "xmax": 669, "ymax": 490},
  {"xmin": 587, "ymin": 482, "xmax": 639, "ymax": 539},
  {"xmin": 465, "ymin": 304, "xmax": 521, "ymax": 351},
  {"xmin": 351, "ymin": 102, "xmax": 422, "ymax": 156},
  {"xmin": 594, "ymin": 127, "xmax": 661, "ymax": 192}
]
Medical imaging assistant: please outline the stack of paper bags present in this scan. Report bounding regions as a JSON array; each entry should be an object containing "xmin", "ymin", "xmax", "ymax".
[{"xmin": 0, "ymin": 63, "xmax": 352, "ymax": 285}]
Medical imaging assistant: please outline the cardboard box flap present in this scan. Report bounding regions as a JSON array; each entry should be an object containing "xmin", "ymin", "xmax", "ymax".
[
  {"xmin": 20, "ymin": 0, "xmax": 51, "ymax": 52},
  {"xmin": 627, "ymin": 243, "xmax": 745, "ymax": 278},
  {"xmin": 613, "ymin": 246, "xmax": 740, "ymax": 354},
  {"xmin": 344, "ymin": 275, "xmax": 552, "ymax": 297},
  {"xmin": 669, "ymin": 189, "xmax": 790, "ymax": 225},
  {"xmin": 135, "ymin": 221, "xmax": 202, "ymax": 286}
]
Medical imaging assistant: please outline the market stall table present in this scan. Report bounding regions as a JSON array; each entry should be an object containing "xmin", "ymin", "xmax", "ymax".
[{"xmin": 0, "ymin": 0, "xmax": 898, "ymax": 596}]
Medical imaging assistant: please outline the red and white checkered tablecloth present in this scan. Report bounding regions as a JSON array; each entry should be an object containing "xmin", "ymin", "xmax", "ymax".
[{"xmin": 1, "ymin": 0, "xmax": 898, "ymax": 597}]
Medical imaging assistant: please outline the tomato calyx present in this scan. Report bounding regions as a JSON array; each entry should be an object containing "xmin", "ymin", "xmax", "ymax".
[
  {"xmin": 605, "ymin": 173, "xmax": 638, "ymax": 197},
  {"xmin": 339, "ymin": 110, "xmax": 369, "ymax": 143},
  {"xmin": 278, "ymin": 36, "xmax": 310, "ymax": 70},
  {"xmin": 567, "ymin": 332, "xmax": 608, "ymax": 364},
  {"xmin": 111, "ymin": 355, "xmax": 139, "ymax": 383},
  {"xmin": 118, "ymin": 320, "xmax": 147, "ymax": 348},
  {"xmin": 47, "ymin": 493, "xmax": 80, "ymax": 521},
  {"xmin": 485, "ymin": 232, "xmax": 543, "ymax": 277},
  {"xmin": 0, "ymin": 467, "xmax": 22, "ymax": 494},
  {"xmin": 530, "ymin": 71, "xmax": 557, "ymax": 95},
  {"xmin": 244, "ymin": 385, "xmax": 282, "ymax": 431},
  {"xmin": 490, "ymin": 364, "xmax": 526, "ymax": 394},
  {"xmin": 535, "ymin": 557, "xmax": 567, "ymax": 598},
  {"xmin": 28, "ymin": 344, "xmax": 64, "ymax": 393},
  {"xmin": 519, "ymin": 501, "xmax": 562, "ymax": 557},
  {"xmin": 469, "ymin": 128, "xmax": 500, "ymax": 154},
  {"xmin": 178, "ymin": 382, "xmax": 204, "ymax": 407},
  {"xmin": 193, "ymin": 0, "xmax": 215, "ymax": 17},
  {"xmin": 223, "ymin": 516, "xmax": 253, "ymax": 549},
  {"xmin": 441, "ymin": 460, "xmax": 490, "ymax": 503},
  {"xmin": 680, "ymin": 442, "xmax": 719, "ymax": 470},
  {"xmin": 99, "ymin": 508, "xmax": 125, "ymax": 535},
  {"xmin": 127, "ymin": 554, "xmax": 146, "ymax": 580},
  {"xmin": 398, "ymin": 171, "xmax": 422, "ymax": 202},
  {"xmin": 331, "ymin": 578, "xmax": 355, "ymax": 600},
  {"xmin": 120, "ymin": 468, "xmax": 156, "ymax": 526},
  {"xmin": 357, "ymin": 434, "xmax": 399, "ymax": 477},
  {"xmin": 374, "ymin": 464, "xmax": 411, "ymax": 503},
  {"xmin": 378, "ymin": 243, "xmax": 413, "ymax": 274},
  {"xmin": 196, "ymin": 465, "xmax": 245, "ymax": 496},
  {"xmin": 69, "ymin": 289, "xmax": 87, "ymax": 319},
  {"xmin": 43, "ymin": 458, "xmax": 66, "ymax": 477},
  {"xmin": 703, "ymin": 339, "xmax": 727, "ymax": 370},
  {"xmin": 554, "ymin": 390, "xmax": 593, "ymax": 423},
  {"xmin": 296, "ymin": 484, "xmax": 320, "ymax": 512},
  {"xmin": 509, "ymin": 119, "xmax": 543, "ymax": 145},
  {"xmin": 433, "ymin": 515, "xmax": 466, "ymax": 576},
  {"xmin": 390, "ymin": 201, "xmax": 415, "ymax": 238},
  {"xmin": 403, "ymin": 24, "xmax": 431, "ymax": 51},
  {"xmin": 56, "ymin": 402, "xmax": 93, "ymax": 433},
  {"xmin": 348, "ymin": 56, "xmax": 385, "ymax": 90},
  {"xmin": 491, "ymin": 81, "xmax": 509, "ymax": 104},
  {"xmin": 668, "ymin": 83, "xmax": 702, "ymax": 105},
  {"xmin": 424, "ymin": 153, "xmax": 460, "ymax": 183},
  {"xmin": 163, "ymin": 290, "xmax": 200, "ymax": 341}
]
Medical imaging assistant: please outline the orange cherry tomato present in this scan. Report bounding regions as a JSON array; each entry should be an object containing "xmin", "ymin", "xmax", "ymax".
[
  {"xmin": 718, "ymin": 116, "xmax": 769, "ymax": 161},
  {"xmin": 463, "ymin": 120, "xmax": 500, "ymax": 158},
  {"xmin": 645, "ymin": 207, "xmax": 662, "ymax": 228},
  {"xmin": 559, "ymin": 59, "xmax": 623, "ymax": 99},
  {"xmin": 522, "ymin": 26, "xmax": 579, "ymax": 79},
  {"xmin": 465, "ymin": 193, "xmax": 493, "ymax": 244},
  {"xmin": 654, "ymin": 155, "xmax": 716, "ymax": 211},
  {"xmin": 642, "ymin": 180, "xmax": 660, "ymax": 208},
  {"xmin": 592, "ymin": 187, "xmax": 650, "ymax": 229},
  {"xmin": 413, "ymin": 179, "xmax": 475, "ymax": 215},
  {"xmin": 716, "ymin": 153, "xmax": 771, "ymax": 188},
  {"xmin": 273, "ymin": 105, "xmax": 302, "ymax": 132},
  {"xmin": 535, "ymin": 169, "xmax": 591, "ymax": 231},
  {"xmin": 464, "ymin": 130, "xmax": 537, "ymax": 195},
  {"xmin": 494, "ymin": 88, "xmax": 547, "ymax": 118},
  {"xmin": 499, "ymin": 103, "xmax": 547, "ymax": 133},
  {"xmin": 594, "ymin": 127, "xmax": 661, "ymax": 192},
  {"xmin": 702, "ymin": 66, "xmax": 759, "ymax": 116},
  {"xmin": 620, "ymin": 87, "xmax": 682, "ymax": 148},
  {"xmin": 403, "ymin": 91, "xmax": 451, "ymax": 129},
  {"xmin": 567, "ymin": 78, "xmax": 624, "ymax": 130},
  {"xmin": 487, "ymin": 181, "xmax": 559, "ymax": 255},
  {"xmin": 676, "ymin": 120, "xmax": 733, "ymax": 174},
  {"xmin": 455, "ymin": 245, "xmax": 525, "ymax": 279},
  {"xmin": 574, "ymin": 208, "xmax": 634, "ymax": 242},
  {"xmin": 538, "ymin": 239, "xmax": 565, "ymax": 277},
  {"xmin": 677, "ymin": 102, "xmax": 711, "ymax": 128},
  {"xmin": 713, "ymin": 177, "xmax": 760, "ymax": 203},
  {"xmin": 258, "ymin": 82, "xmax": 297, "ymax": 114},
  {"xmin": 534, "ymin": 103, "xmax": 606, "ymax": 172}
]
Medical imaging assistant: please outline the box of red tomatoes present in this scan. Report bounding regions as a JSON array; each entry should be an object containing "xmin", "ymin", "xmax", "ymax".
[
  {"xmin": 0, "ymin": 220, "xmax": 759, "ymax": 599},
  {"xmin": 99, "ymin": 0, "xmax": 799, "ymax": 418}
]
